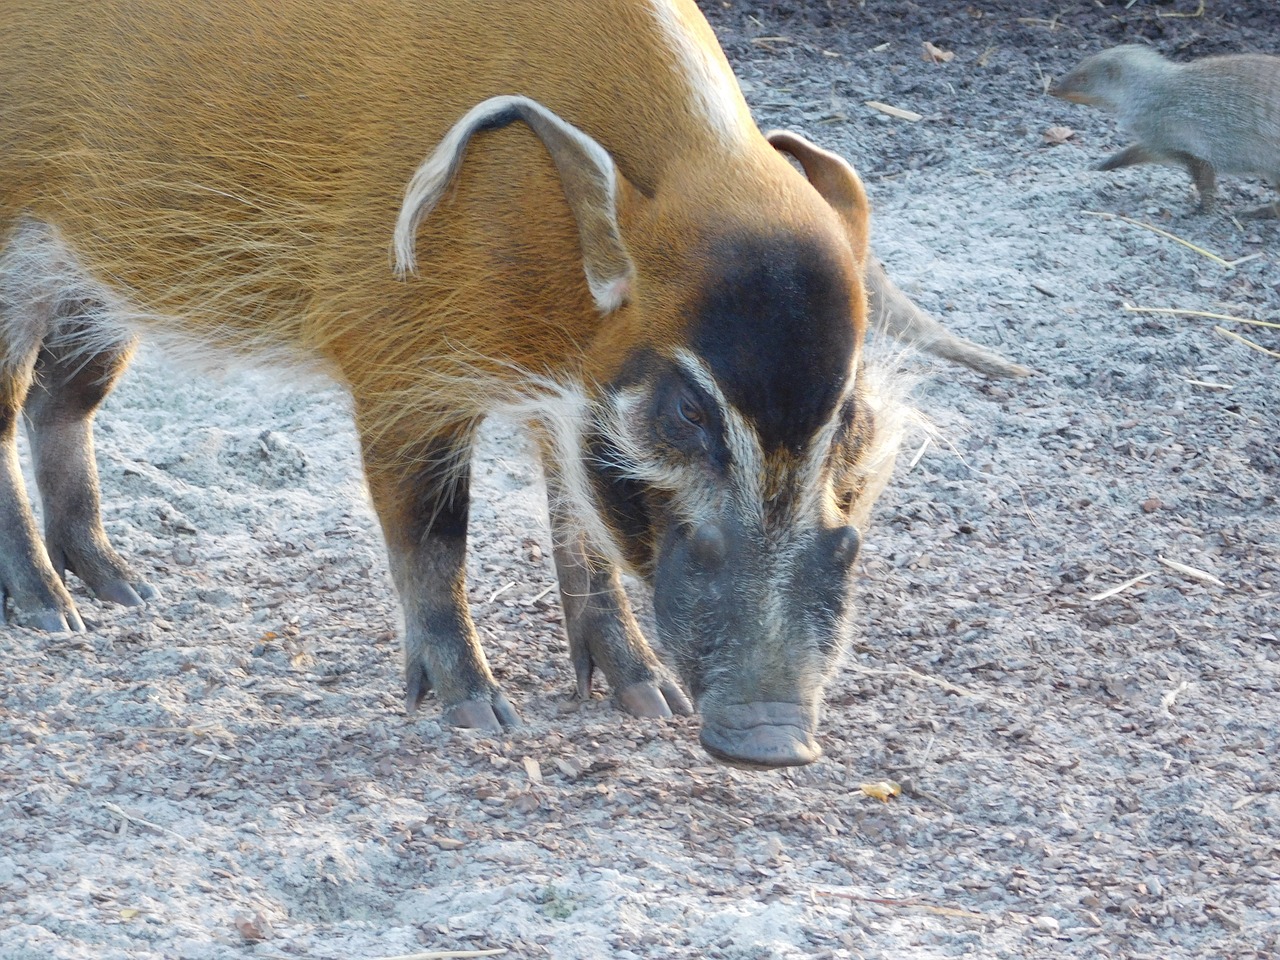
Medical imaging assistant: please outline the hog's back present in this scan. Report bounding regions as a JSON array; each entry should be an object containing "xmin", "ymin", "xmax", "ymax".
[{"xmin": 0, "ymin": 0, "xmax": 752, "ymax": 388}]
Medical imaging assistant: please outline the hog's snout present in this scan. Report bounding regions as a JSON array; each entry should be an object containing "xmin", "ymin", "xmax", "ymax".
[
  {"xmin": 699, "ymin": 701, "xmax": 822, "ymax": 768},
  {"xmin": 654, "ymin": 519, "xmax": 864, "ymax": 767}
]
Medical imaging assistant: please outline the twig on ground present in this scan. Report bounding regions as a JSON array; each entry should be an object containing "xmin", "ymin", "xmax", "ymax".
[
  {"xmin": 1157, "ymin": 556, "xmax": 1225, "ymax": 587},
  {"xmin": 864, "ymin": 100, "xmax": 922, "ymax": 122},
  {"xmin": 845, "ymin": 662, "xmax": 1020, "ymax": 706},
  {"xmin": 1123, "ymin": 303, "xmax": 1280, "ymax": 330},
  {"xmin": 1085, "ymin": 212, "xmax": 1259, "ymax": 267},
  {"xmin": 907, "ymin": 437, "xmax": 932, "ymax": 470},
  {"xmin": 1088, "ymin": 572, "xmax": 1154, "ymax": 602},
  {"xmin": 814, "ymin": 889, "xmax": 990, "ymax": 922},
  {"xmin": 1157, "ymin": 0, "xmax": 1206, "ymax": 17},
  {"xmin": 367, "ymin": 952, "xmax": 508, "ymax": 960},
  {"xmin": 191, "ymin": 746, "xmax": 236, "ymax": 762},
  {"xmin": 1214, "ymin": 326, "xmax": 1280, "ymax": 359},
  {"xmin": 102, "ymin": 802, "xmax": 193, "ymax": 846}
]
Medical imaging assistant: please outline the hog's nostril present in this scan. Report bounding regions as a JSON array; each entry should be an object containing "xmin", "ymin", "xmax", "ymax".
[
  {"xmin": 831, "ymin": 525, "xmax": 861, "ymax": 569},
  {"xmin": 690, "ymin": 521, "xmax": 727, "ymax": 568}
]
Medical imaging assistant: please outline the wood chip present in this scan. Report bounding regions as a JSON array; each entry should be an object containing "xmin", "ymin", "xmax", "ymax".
[
  {"xmin": 1088, "ymin": 572, "xmax": 1154, "ymax": 602},
  {"xmin": 864, "ymin": 100, "xmax": 922, "ymax": 122},
  {"xmin": 1157, "ymin": 556, "xmax": 1225, "ymax": 587},
  {"xmin": 522, "ymin": 757, "xmax": 542, "ymax": 784},
  {"xmin": 922, "ymin": 41, "xmax": 955, "ymax": 63}
]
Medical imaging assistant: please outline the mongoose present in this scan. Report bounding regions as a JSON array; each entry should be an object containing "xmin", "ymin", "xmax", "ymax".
[{"xmin": 1051, "ymin": 45, "xmax": 1280, "ymax": 217}]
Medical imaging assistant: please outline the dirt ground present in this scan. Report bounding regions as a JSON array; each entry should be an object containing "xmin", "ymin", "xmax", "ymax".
[{"xmin": 3, "ymin": 2, "xmax": 1279, "ymax": 958}]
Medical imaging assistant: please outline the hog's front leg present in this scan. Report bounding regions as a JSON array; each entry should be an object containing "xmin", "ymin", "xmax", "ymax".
[
  {"xmin": 360, "ymin": 425, "xmax": 517, "ymax": 732},
  {"xmin": 542, "ymin": 461, "xmax": 691, "ymax": 718}
]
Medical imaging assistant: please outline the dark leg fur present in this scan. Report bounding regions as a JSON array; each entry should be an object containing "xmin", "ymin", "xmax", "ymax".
[
  {"xmin": 543, "ymin": 459, "xmax": 692, "ymax": 718},
  {"xmin": 1240, "ymin": 181, "xmax": 1280, "ymax": 219},
  {"xmin": 0, "ymin": 333, "xmax": 86, "ymax": 631},
  {"xmin": 1169, "ymin": 153, "xmax": 1217, "ymax": 211},
  {"xmin": 23, "ymin": 318, "xmax": 156, "ymax": 609},
  {"xmin": 1097, "ymin": 145, "xmax": 1218, "ymax": 212},
  {"xmin": 360, "ymin": 423, "xmax": 517, "ymax": 731},
  {"xmin": 1096, "ymin": 143, "xmax": 1159, "ymax": 172}
]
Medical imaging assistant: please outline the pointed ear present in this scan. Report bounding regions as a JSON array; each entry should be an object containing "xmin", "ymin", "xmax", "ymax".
[
  {"xmin": 766, "ymin": 130, "xmax": 870, "ymax": 271},
  {"xmin": 396, "ymin": 95, "xmax": 634, "ymax": 314}
]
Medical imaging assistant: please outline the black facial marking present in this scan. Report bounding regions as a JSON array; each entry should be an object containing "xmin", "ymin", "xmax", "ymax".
[
  {"xmin": 649, "ymin": 369, "xmax": 730, "ymax": 470},
  {"xmin": 608, "ymin": 347, "xmax": 732, "ymax": 472},
  {"xmin": 688, "ymin": 234, "xmax": 857, "ymax": 455},
  {"xmin": 586, "ymin": 427, "xmax": 655, "ymax": 573},
  {"xmin": 586, "ymin": 348, "xmax": 741, "ymax": 574}
]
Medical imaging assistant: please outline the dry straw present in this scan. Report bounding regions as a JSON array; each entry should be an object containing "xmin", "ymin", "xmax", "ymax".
[{"xmin": 1084, "ymin": 212, "xmax": 1261, "ymax": 268}]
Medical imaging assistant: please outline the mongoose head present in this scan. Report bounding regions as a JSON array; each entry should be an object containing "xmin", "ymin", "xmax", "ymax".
[{"xmin": 1051, "ymin": 45, "xmax": 1170, "ymax": 109}]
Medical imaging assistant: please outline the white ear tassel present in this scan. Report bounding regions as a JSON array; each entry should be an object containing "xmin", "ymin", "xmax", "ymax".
[{"xmin": 393, "ymin": 94, "xmax": 634, "ymax": 314}]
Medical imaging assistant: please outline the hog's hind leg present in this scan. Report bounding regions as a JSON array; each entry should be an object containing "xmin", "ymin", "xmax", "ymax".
[
  {"xmin": 361, "ymin": 424, "xmax": 519, "ymax": 732},
  {"xmin": 0, "ymin": 303, "xmax": 86, "ymax": 631},
  {"xmin": 23, "ymin": 310, "xmax": 156, "ymax": 609}
]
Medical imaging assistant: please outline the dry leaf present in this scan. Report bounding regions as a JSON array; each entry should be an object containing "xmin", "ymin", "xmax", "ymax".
[
  {"xmin": 859, "ymin": 780, "xmax": 902, "ymax": 802},
  {"xmin": 922, "ymin": 41, "xmax": 955, "ymax": 63},
  {"xmin": 1043, "ymin": 125, "xmax": 1075, "ymax": 144}
]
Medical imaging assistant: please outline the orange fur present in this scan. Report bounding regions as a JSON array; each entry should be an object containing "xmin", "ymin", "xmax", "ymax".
[{"xmin": 1, "ymin": 0, "xmax": 865, "ymax": 462}]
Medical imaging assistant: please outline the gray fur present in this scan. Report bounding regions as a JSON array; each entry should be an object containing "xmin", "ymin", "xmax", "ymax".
[{"xmin": 1052, "ymin": 45, "xmax": 1280, "ymax": 215}]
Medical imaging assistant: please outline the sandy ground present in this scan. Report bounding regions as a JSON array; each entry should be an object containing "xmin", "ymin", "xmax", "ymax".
[{"xmin": 3, "ymin": 2, "xmax": 1279, "ymax": 958}]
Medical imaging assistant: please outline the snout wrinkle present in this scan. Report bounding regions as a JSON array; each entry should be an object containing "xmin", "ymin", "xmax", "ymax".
[{"xmin": 699, "ymin": 700, "xmax": 822, "ymax": 768}]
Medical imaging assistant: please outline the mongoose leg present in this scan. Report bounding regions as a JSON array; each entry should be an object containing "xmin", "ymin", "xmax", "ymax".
[
  {"xmin": 1169, "ymin": 152, "xmax": 1218, "ymax": 211},
  {"xmin": 361, "ymin": 424, "xmax": 518, "ymax": 731},
  {"xmin": 542, "ymin": 458, "xmax": 692, "ymax": 718},
  {"xmin": 1240, "ymin": 185, "xmax": 1280, "ymax": 219},
  {"xmin": 1096, "ymin": 143, "xmax": 1159, "ymax": 172},
  {"xmin": 23, "ymin": 318, "xmax": 157, "ymax": 609},
  {"xmin": 0, "ymin": 325, "xmax": 86, "ymax": 631}
]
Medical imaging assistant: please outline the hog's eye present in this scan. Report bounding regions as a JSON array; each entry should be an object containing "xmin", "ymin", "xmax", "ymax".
[{"xmin": 677, "ymin": 395, "xmax": 705, "ymax": 428}]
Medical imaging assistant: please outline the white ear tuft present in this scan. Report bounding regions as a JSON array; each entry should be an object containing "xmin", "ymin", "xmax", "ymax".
[{"xmin": 394, "ymin": 95, "xmax": 634, "ymax": 314}]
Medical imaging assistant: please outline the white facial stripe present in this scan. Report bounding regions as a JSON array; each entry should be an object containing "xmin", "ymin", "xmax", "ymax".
[
  {"xmin": 672, "ymin": 346, "xmax": 870, "ymax": 534},
  {"xmin": 601, "ymin": 387, "xmax": 723, "ymax": 525},
  {"xmin": 792, "ymin": 378, "xmax": 862, "ymax": 521},
  {"xmin": 646, "ymin": 0, "xmax": 753, "ymax": 151},
  {"xmin": 670, "ymin": 348, "xmax": 767, "ymax": 520}
]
